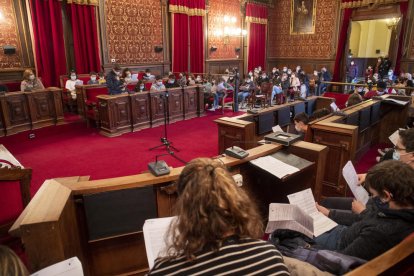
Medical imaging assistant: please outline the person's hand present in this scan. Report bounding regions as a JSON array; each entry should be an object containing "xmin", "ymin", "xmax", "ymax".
[
  {"xmin": 357, "ymin": 173, "xmax": 366, "ymax": 186},
  {"xmin": 352, "ymin": 200, "xmax": 366, "ymax": 214},
  {"xmin": 316, "ymin": 203, "xmax": 330, "ymax": 217}
]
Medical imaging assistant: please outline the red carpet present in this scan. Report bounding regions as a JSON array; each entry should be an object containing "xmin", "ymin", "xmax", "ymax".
[{"xmin": 0, "ymin": 110, "xmax": 243, "ymax": 224}]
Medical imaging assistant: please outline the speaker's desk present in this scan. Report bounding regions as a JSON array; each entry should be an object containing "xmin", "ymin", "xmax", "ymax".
[{"xmin": 10, "ymin": 143, "xmax": 327, "ymax": 275}]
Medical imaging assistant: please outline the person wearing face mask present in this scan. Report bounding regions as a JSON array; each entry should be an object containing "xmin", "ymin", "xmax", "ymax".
[
  {"xmin": 21, "ymin": 69, "xmax": 45, "ymax": 92},
  {"xmin": 238, "ymin": 77, "xmax": 256, "ymax": 108},
  {"xmin": 177, "ymin": 72, "xmax": 187, "ymax": 87},
  {"xmin": 257, "ymin": 72, "xmax": 269, "ymax": 87},
  {"xmin": 387, "ymin": 69, "xmax": 396, "ymax": 83},
  {"xmin": 65, "ymin": 70, "xmax": 83, "ymax": 99},
  {"xmin": 293, "ymin": 112, "xmax": 311, "ymax": 141},
  {"xmin": 134, "ymin": 80, "xmax": 147, "ymax": 92},
  {"xmin": 87, "ymin": 71, "xmax": 99, "ymax": 85},
  {"xmin": 165, "ymin": 74, "xmax": 180, "ymax": 88},
  {"xmin": 187, "ymin": 74, "xmax": 196, "ymax": 86},
  {"xmin": 318, "ymin": 67, "xmax": 331, "ymax": 95},
  {"xmin": 106, "ymin": 64, "xmax": 125, "ymax": 95},
  {"xmin": 195, "ymin": 75, "xmax": 203, "ymax": 84},
  {"xmin": 347, "ymin": 60, "xmax": 358, "ymax": 91},
  {"xmin": 271, "ymin": 80, "xmax": 284, "ymax": 105},
  {"xmin": 364, "ymin": 81, "xmax": 387, "ymax": 99},
  {"xmin": 365, "ymin": 65, "xmax": 373, "ymax": 82},
  {"xmin": 310, "ymin": 70, "xmax": 320, "ymax": 96},
  {"xmin": 150, "ymin": 76, "xmax": 166, "ymax": 92},
  {"xmin": 314, "ymin": 160, "xmax": 414, "ymax": 261},
  {"xmin": 143, "ymin": 68, "xmax": 154, "ymax": 81},
  {"xmin": 270, "ymin": 67, "xmax": 279, "ymax": 80},
  {"xmin": 122, "ymin": 68, "xmax": 133, "ymax": 84}
]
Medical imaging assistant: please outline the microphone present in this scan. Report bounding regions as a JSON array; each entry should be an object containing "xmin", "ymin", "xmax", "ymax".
[{"xmin": 148, "ymin": 154, "xmax": 170, "ymax": 176}]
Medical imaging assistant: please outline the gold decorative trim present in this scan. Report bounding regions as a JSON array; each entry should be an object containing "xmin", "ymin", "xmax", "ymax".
[
  {"xmin": 245, "ymin": 16, "xmax": 267, "ymax": 24},
  {"xmin": 66, "ymin": 0, "xmax": 99, "ymax": 6},
  {"xmin": 169, "ymin": 4, "xmax": 206, "ymax": 16},
  {"xmin": 340, "ymin": 0, "xmax": 407, "ymax": 9}
]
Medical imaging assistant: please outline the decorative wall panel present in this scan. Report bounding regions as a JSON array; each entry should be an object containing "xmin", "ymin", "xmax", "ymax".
[
  {"xmin": 207, "ymin": 0, "xmax": 243, "ymax": 60},
  {"xmin": 104, "ymin": 0, "xmax": 164, "ymax": 64},
  {"xmin": 268, "ymin": 0, "xmax": 338, "ymax": 59},
  {"xmin": 0, "ymin": 0, "xmax": 23, "ymax": 68}
]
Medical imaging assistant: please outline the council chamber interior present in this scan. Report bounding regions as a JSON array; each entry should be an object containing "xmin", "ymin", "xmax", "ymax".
[{"xmin": 0, "ymin": 0, "xmax": 414, "ymax": 275}]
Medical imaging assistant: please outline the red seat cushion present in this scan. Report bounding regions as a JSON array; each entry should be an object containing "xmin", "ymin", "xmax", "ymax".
[
  {"xmin": 85, "ymin": 87, "xmax": 108, "ymax": 103},
  {"xmin": 126, "ymin": 83, "xmax": 136, "ymax": 91},
  {"xmin": 323, "ymin": 92, "xmax": 349, "ymax": 110},
  {"xmin": 4, "ymin": 82, "xmax": 21, "ymax": 92},
  {"xmin": 145, "ymin": 82, "xmax": 153, "ymax": 91},
  {"xmin": 138, "ymin": 72, "xmax": 145, "ymax": 80}
]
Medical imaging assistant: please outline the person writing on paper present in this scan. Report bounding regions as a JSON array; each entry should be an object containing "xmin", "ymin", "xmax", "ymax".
[
  {"xmin": 148, "ymin": 158, "xmax": 290, "ymax": 275},
  {"xmin": 293, "ymin": 112, "xmax": 312, "ymax": 142},
  {"xmin": 314, "ymin": 160, "xmax": 414, "ymax": 261}
]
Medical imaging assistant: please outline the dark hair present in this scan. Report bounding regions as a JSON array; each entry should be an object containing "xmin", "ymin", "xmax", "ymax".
[
  {"xmin": 168, "ymin": 74, "xmax": 176, "ymax": 79},
  {"xmin": 294, "ymin": 112, "xmax": 309, "ymax": 125},
  {"xmin": 347, "ymin": 93, "xmax": 362, "ymax": 107},
  {"xmin": 377, "ymin": 81, "xmax": 387, "ymax": 90},
  {"xmin": 145, "ymin": 68, "xmax": 151, "ymax": 73},
  {"xmin": 113, "ymin": 64, "xmax": 121, "ymax": 71},
  {"xmin": 365, "ymin": 160, "xmax": 414, "ymax": 207},
  {"xmin": 406, "ymin": 80, "xmax": 413, "ymax": 87},
  {"xmin": 68, "ymin": 70, "xmax": 76, "ymax": 78},
  {"xmin": 399, "ymin": 128, "xmax": 414, "ymax": 152},
  {"xmin": 89, "ymin": 71, "xmax": 97, "ymax": 76},
  {"xmin": 310, "ymin": 108, "xmax": 331, "ymax": 121},
  {"xmin": 155, "ymin": 75, "xmax": 162, "ymax": 81}
]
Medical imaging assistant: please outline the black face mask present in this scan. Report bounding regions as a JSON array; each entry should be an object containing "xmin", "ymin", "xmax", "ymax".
[{"xmin": 373, "ymin": 196, "xmax": 389, "ymax": 209}]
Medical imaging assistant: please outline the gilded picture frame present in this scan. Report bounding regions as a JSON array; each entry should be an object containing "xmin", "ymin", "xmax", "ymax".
[{"xmin": 290, "ymin": 0, "xmax": 317, "ymax": 35}]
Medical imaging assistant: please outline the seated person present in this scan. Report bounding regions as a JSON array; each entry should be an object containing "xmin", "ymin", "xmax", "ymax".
[
  {"xmin": 143, "ymin": 68, "xmax": 155, "ymax": 81},
  {"xmin": 122, "ymin": 68, "xmax": 133, "ymax": 84},
  {"xmin": 150, "ymin": 76, "xmax": 166, "ymax": 92},
  {"xmin": 364, "ymin": 81, "xmax": 387, "ymax": 99},
  {"xmin": 98, "ymin": 71, "xmax": 106, "ymax": 84},
  {"xmin": 134, "ymin": 80, "xmax": 147, "ymax": 92},
  {"xmin": 165, "ymin": 74, "xmax": 180, "ymax": 88},
  {"xmin": 21, "ymin": 69, "xmax": 45, "ymax": 92},
  {"xmin": 209, "ymin": 78, "xmax": 231, "ymax": 111},
  {"xmin": 346, "ymin": 92, "xmax": 363, "ymax": 107},
  {"xmin": 195, "ymin": 75, "xmax": 203, "ymax": 84},
  {"xmin": 87, "ymin": 71, "xmax": 99, "ymax": 85},
  {"xmin": 227, "ymin": 75, "xmax": 236, "ymax": 86},
  {"xmin": 309, "ymin": 108, "xmax": 331, "ymax": 121},
  {"xmin": 257, "ymin": 72, "xmax": 270, "ymax": 86},
  {"xmin": 294, "ymin": 112, "xmax": 311, "ymax": 141},
  {"xmin": 0, "ymin": 245, "xmax": 29, "ymax": 275},
  {"xmin": 203, "ymin": 78, "xmax": 216, "ymax": 109},
  {"xmin": 187, "ymin": 74, "xmax": 196, "ymax": 86},
  {"xmin": 271, "ymin": 80, "xmax": 284, "ymax": 105},
  {"xmin": 314, "ymin": 160, "xmax": 414, "ymax": 261},
  {"xmin": 106, "ymin": 64, "xmax": 125, "ymax": 95},
  {"xmin": 148, "ymin": 158, "xmax": 289, "ymax": 275},
  {"xmin": 177, "ymin": 72, "xmax": 187, "ymax": 87},
  {"xmin": 65, "ymin": 70, "xmax": 82, "ymax": 99},
  {"xmin": 238, "ymin": 77, "xmax": 255, "ymax": 108}
]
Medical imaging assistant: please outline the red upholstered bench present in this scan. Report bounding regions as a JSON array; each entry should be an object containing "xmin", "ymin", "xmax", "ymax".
[
  {"xmin": 322, "ymin": 92, "xmax": 350, "ymax": 110},
  {"xmin": 1, "ymin": 81, "xmax": 21, "ymax": 92},
  {"xmin": 83, "ymin": 85, "xmax": 108, "ymax": 127}
]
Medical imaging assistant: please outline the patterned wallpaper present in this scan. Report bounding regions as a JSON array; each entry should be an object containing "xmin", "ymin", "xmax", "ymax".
[
  {"xmin": 0, "ymin": 0, "xmax": 22, "ymax": 68},
  {"xmin": 267, "ymin": 0, "xmax": 338, "ymax": 59},
  {"xmin": 104, "ymin": 0, "xmax": 164, "ymax": 64},
  {"xmin": 207, "ymin": 0, "xmax": 243, "ymax": 60}
]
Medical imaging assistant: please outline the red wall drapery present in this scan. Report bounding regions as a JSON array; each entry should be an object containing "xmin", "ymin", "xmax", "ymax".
[
  {"xmin": 170, "ymin": 0, "xmax": 205, "ymax": 73},
  {"xmin": 67, "ymin": 4, "xmax": 101, "ymax": 74},
  {"xmin": 395, "ymin": 1, "xmax": 408, "ymax": 74},
  {"xmin": 246, "ymin": 3, "xmax": 267, "ymax": 72},
  {"xmin": 29, "ymin": 0, "xmax": 67, "ymax": 87},
  {"xmin": 332, "ymin": 8, "xmax": 352, "ymax": 82}
]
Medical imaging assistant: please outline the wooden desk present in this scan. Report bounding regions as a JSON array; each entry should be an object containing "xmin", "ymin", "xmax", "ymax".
[
  {"xmin": 0, "ymin": 88, "xmax": 64, "ymax": 136},
  {"xmin": 10, "ymin": 143, "xmax": 326, "ymax": 275}
]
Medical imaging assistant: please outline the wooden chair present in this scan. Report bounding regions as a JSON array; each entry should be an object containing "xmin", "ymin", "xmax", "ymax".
[
  {"xmin": 261, "ymin": 82, "xmax": 273, "ymax": 107},
  {"xmin": 83, "ymin": 86, "xmax": 109, "ymax": 127},
  {"xmin": 222, "ymin": 89, "xmax": 234, "ymax": 114},
  {"xmin": 248, "ymin": 87, "xmax": 268, "ymax": 109}
]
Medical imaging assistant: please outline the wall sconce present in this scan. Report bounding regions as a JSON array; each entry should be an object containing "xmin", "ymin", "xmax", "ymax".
[
  {"xmin": 235, "ymin": 47, "xmax": 241, "ymax": 53},
  {"xmin": 212, "ymin": 15, "xmax": 247, "ymax": 44},
  {"xmin": 154, "ymin": 46, "xmax": 163, "ymax": 53},
  {"xmin": 210, "ymin": 46, "xmax": 217, "ymax": 52},
  {"xmin": 386, "ymin": 17, "xmax": 400, "ymax": 31}
]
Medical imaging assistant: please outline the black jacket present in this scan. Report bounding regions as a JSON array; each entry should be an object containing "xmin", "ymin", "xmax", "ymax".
[
  {"xmin": 338, "ymin": 207, "xmax": 414, "ymax": 260},
  {"xmin": 106, "ymin": 71, "xmax": 123, "ymax": 95},
  {"xmin": 328, "ymin": 198, "xmax": 378, "ymax": 226}
]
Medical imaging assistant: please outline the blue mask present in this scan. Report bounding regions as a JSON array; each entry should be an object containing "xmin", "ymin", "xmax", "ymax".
[{"xmin": 373, "ymin": 196, "xmax": 389, "ymax": 209}]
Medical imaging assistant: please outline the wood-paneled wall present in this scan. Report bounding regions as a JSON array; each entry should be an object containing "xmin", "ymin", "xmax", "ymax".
[{"xmin": 0, "ymin": 0, "xmax": 34, "ymax": 80}]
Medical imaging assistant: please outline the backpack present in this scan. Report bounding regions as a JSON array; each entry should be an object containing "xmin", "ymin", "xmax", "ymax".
[{"xmin": 269, "ymin": 229, "xmax": 366, "ymax": 275}]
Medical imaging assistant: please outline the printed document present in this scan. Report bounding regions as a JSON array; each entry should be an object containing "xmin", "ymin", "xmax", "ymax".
[
  {"xmin": 287, "ymin": 188, "xmax": 337, "ymax": 237},
  {"xmin": 143, "ymin": 216, "xmax": 176, "ymax": 269},
  {"xmin": 31, "ymin": 257, "xmax": 83, "ymax": 276},
  {"xmin": 342, "ymin": 161, "xmax": 369, "ymax": 205},
  {"xmin": 272, "ymin": 125, "xmax": 284, "ymax": 133},
  {"xmin": 250, "ymin": 156, "xmax": 299, "ymax": 179}
]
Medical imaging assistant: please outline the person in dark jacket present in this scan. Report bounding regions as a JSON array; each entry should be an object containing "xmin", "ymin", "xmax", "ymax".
[
  {"xmin": 106, "ymin": 64, "xmax": 125, "ymax": 95},
  {"xmin": 315, "ymin": 160, "xmax": 414, "ymax": 261},
  {"xmin": 165, "ymin": 74, "xmax": 180, "ymax": 89}
]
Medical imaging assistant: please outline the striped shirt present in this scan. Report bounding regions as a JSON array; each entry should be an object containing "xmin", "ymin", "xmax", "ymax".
[{"xmin": 148, "ymin": 236, "xmax": 290, "ymax": 276}]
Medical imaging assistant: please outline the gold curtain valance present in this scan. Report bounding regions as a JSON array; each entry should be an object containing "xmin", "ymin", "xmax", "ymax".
[
  {"xmin": 245, "ymin": 16, "xmax": 267, "ymax": 24},
  {"xmin": 66, "ymin": 0, "xmax": 99, "ymax": 6},
  {"xmin": 341, "ymin": 0, "xmax": 407, "ymax": 9},
  {"xmin": 169, "ymin": 5, "xmax": 206, "ymax": 16}
]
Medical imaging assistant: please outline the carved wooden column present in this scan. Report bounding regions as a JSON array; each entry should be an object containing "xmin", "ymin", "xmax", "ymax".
[
  {"xmin": 150, "ymin": 90, "xmax": 166, "ymax": 127},
  {"xmin": 49, "ymin": 88, "xmax": 65, "ymax": 125},
  {"xmin": 196, "ymin": 85, "xmax": 206, "ymax": 117},
  {"xmin": 167, "ymin": 87, "xmax": 184, "ymax": 123},
  {"xmin": 183, "ymin": 86, "xmax": 198, "ymax": 119},
  {"xmin": 130, "ymin": 92, "xmax": 151, "ymax": 131}
]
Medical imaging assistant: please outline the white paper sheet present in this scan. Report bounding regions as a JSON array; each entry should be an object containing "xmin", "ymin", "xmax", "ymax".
[
  {"xmin": 272, "ymin": 125, "xmax": 284, "ymax": 133},
  {"xmin": 143, "ymin": 216, "xmax": 176, "ymax": 269},
  {"xmin": 31, "ymin": 257, "xmax": 83, "ymax": 276},
  {"xmin": 250, "ymin": 156, "xmax": 300, "ymax": 179},
  {"xmin": 342, "ymin": 161, "xmax": 369, "ymax": 204},
  {"xmin": 287, "ymin": 188, "xmax": 337, "ymax": 237},
  {"xmin": 330, "ymin": 102, "xmax": 340, "ymax": 112},
  {"xmin": 389, "ymin": 129, "xmax": 403, "ymax": 146}
]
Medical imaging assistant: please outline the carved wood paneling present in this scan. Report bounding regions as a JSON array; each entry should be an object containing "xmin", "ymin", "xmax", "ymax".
[
  {"xmin": 149, "ymin": 91, "xmax": 165, "ymax": 127},
  {"xmin": 0, "ymin": 92, "xmax": 30, "ymax": 135},
  {"xmin": 131, "ymin": 92, "xmax": 151, "ymax": 131},
  {"xmin": 183, "ymin": 86, "xmax": 197, "ymax": 119},
  {"xmin": 207, "ymin": 0, "xmax": 243, "ymax": 60},
  {"xmin": 167, "ymin": 88, "xmax": 184, "ymax": 123},
  {"xmin": 0, "ymin": 0, "xmax": 23, "ymax": 68},
  {"xmin": 26, "ymin": 92, "xmax": 55, "ymax": 129},
  {"xmin": 267, "ymin": 0, "xmax": 339, "ymax": 59},
  {"xmin": 103, "ymin": 0, "xmax": 164, "ymax": 64},
  {"xmin": 98, "ymin": 95, "xmax": 132, "ymax": 136}
]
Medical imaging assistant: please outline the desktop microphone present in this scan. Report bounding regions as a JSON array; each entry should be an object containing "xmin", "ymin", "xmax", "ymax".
[{"xmin": 148, "ymin": 154, "xmax": 170, "ymax": 176}]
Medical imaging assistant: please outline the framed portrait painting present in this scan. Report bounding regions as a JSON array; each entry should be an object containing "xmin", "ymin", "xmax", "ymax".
[{"xmin": 290, "ymin": 0, "xmax": 317, "ymax": 34}]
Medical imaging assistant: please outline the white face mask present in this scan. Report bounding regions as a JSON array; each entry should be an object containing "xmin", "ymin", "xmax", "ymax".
[
  {"xmin": 91, "ymin": 76, "xmax": 97, "ymax": 81},
  {"xmin": 126, "ymin": 73, "xmax": 131, "ymax": 77},
  {"xmin": 351, "ymin": 62, "xmax": 354, "ymax": 65},
  {"xmin": 272, "ymin": 69, "xmax": 276, "ymax": 73},
  {"xmin": 388, "ymin": 71, "xmax": 393, "ymax": 76},
  {"xmin": 287, "ymin": 70, "xmax": 292, "ymax": 74},
  {"xmin": 196, "ymin": 77, "xmax": 201, "ymax": 81},
  {"xmin": 246, "ymin": 79, "xmax": 251, "ymax": 83},
  {"xmin": 283, "ymin": 68, "xmax": 287, "ymax": 72},
  {"xmin": 140, "ymin": 85, "xmax": 144, "ymax": 90},
  {"xmin": 188, "ymin": 77, "xmax": 192, "ymax": 80},
  {"xmin": 249, "ymin": 72, "xmax": 253, "ymax": 76},
  {"xmin": 71, "ymin": 75, "xmax": 76, "ymax": 81},
  {"xmin": 295, "ymin": 125, "xmax": 302, "ymax": 133},
  {"xmin": 357, "ymin": 87, "xmax": 363, "ymax": 92},
  {"xmin": 146, "ymin": 73, "xmax": 151, "ymax": 76},
  {"xmin": 29, "ymin": 74, "xmax": 35, "ymax": 80},
  {"xmin": 115, "ymin": 71, "xmax": 121, "ymax": 76},
  {"xmin": 157, "ymin": 81, "xmax": 163, "ymax": 86},
  {"xmin": 314, "ymin": 72, "xmax": 318, "ymax": 76},
  {"xmin": 168, "ymin": 80, "xmax": 174, "ymax": 84}
]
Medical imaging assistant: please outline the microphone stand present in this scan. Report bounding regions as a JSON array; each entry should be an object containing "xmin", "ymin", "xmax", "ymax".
[{"xmin": 149, "ymin": 90, "xmax": 186, "ymax": 164}]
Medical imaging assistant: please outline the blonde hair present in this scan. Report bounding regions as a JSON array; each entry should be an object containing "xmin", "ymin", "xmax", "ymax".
[
  {"xmin": 0, "ymin": 245, "xmax": 29, "ymax": 276},
  {"xmin": 22, "ymin": 69, "xmax": 34, "ymax": 81},
  {"xmin": 166, "ymin": 158, "xmax": 263, "ymax": 260}
]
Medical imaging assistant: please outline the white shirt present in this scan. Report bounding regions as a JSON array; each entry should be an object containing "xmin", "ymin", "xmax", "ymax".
[{"xmin": 65, "ymin": 79, "xmax": 78, "ymax": 92}]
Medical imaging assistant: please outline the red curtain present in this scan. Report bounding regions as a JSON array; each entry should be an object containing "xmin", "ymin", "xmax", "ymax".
[
  {"xmin": 29, "ymin": 0, "xmax": 67, "ymax": 87},
  {"xmin": 189, "ymin": 16, "xmax": 203, "ymax": 74},
  {"xmin": 246, "ymin": 3, "xmax": 268, "ymax": 72},
  {"xmin": 172, "ymin": 13, "xmax": 189, "ymax": 73},
  {"xmin": 395, "ymin": 1, "xmax": 408, "ymax": 74},
  {"xmin": 67, "ymin": 4, "xmax": 101, "ymax": 74},
  {"xmin": 332, "ymin": 8, "xmax": 352, "ymax": 82}
]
